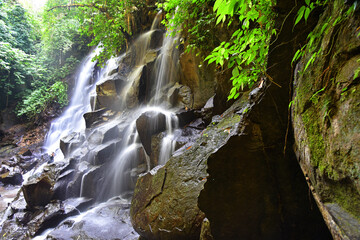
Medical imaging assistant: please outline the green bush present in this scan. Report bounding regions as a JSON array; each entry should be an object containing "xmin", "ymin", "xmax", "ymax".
[{"xmin": 16, "ymin": 81, "xmax": 68, "ymax": 120}]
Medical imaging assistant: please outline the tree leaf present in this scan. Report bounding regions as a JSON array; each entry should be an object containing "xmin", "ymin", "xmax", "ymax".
[
  {"xmin": 232, "ymin": 66, "xmax": 239, "ymax": 77},
  {"xmin": 304, "ymin": 7, "xmax": 311, "ymax": 21},
  {"xmin": 295, "ymin": 6, "xmax": 306, "ymax": 26}
]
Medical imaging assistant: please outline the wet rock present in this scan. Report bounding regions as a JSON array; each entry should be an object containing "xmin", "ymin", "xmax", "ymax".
[
  {"xmin": 291, "ymin": 0, "xmax": 360, "ymax": 237},
  {"xmin": 179, "ymin": 51, "xmax": 215, "ymax": 109},
  {"xmin": 63, "ymin": 197, "xmax": 93, "ymax": 213},
  {"xmin": 139, "ymin": 64, "xmax": 154, "ymax": 104},
  {"xmin": 22, "ymin": 175, "xmax": 54, "ymax": 208},
  {"xmin": 96, "ymin": 79, "xmax": 125, "ymax": 110},
  {"xmin": 14, "ymin": 211, "xmax": 32, "ymax": 225},
  {"xmin": 83, "ymin": 108, "xmax": 108, "ymax": 128},
  {"xmin": 102, "ymin": 125, "xmax": 121, "ymax": 143},
  {"xmin": 187, "ymin": 118, "xmax": 206, "ymax": 130},
  {"xmin": 126, "ymin": 67, "xmax": 143, "ymax": 109},
  {"xmin": 52, "ymin": 169, "xmax": 76, "ymax": 200},
  {"xmin": 136, "ymin": 111, "xmax": 167, "ymax": 155},
  {"xmin": 18, "ymin": 154, "xmax": 42, "ymax": 173},
  {"xmin": 0, "ymin": 220, "xmax": 28, "ymax": 240},
  {"xmin": 167, "ymin": 83, "xmax": 193, "ymax": 108},
  {"xmin": 27, "ymin": 201, "xmax": 65, "ymax": 236},
  {"xmin": 108, "ymin": 67, "xmax": 119, "ymax": 77},
  {"xmin": 150, "ymin": 29, "xmax": 165, "ymax": 49},
  {"xmin": 131, "ymin": 95, "xmax": 251, "ymax": 240},
  {"xmin": 10, "ymin": 191, "xmax": 27, "ymax": 211},
  {"xmin": 60, "ymin": 132, "xmax": 85, "ymax": 158},
  {"xmin": 78, "ymin": 165, "xmax": 103, "ymax": 199},
  {"xmin": 202, "ymin": 95, "xmax": 214, "ymax": 110},
  {"xmin": 167, "ymin": 84, "xmax": 180, "ymax": 105},
  {"xmin": 0, "ymin": 172, "xmax": 23, "ymax": 185},
  {"xmin": 25, "ymin": 198, "xmax": 91, "ymax": 237},
  {"xmin": 199, "ymin": 96, "xmax": 214, "ymax": 124},
  {"xmin": 47, "ymin": 198, "xmax": 139, "ymax": 240},
  {"xmin": 0, "ymin": 191, "xmax": 83, "ymax": 239},
  {"xmin": 21, "ymin": 161, "xmax": 64, "ymax": 209},
  {"xmin": 18, "ymin": 148, "xmax": 32, "ymax": 157},
  {"xmin": 49, "ymin": 158, "xmax": 81, "ymax": 200},
  {"xmin": 175, "ymin": 108, "xmax": 195, "ymax": 127},
  {"xmin": 325, "ymin": 203, "xmax": 360, "ymax": 239},
  {"xmin": 93, "ymin": 140, "xmax": 118, "ymax": 165},
  {"xmin": 87, "ymin": 129, "xmax": 104, "ymax": 147},
  {"xmin": 150, "ymin": 133, "xmax": 162, "ymax": 168},
  {"xmin": 178, "ymin": 85, "xmax": 193, "ymax": 107},
  {"xmin": 144, "ymin": 50, "xmax": 158, "ymax": 64}
]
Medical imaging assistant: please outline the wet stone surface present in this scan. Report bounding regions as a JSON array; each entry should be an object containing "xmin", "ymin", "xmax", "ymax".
[{"xmin": 46, "ymin": 198, "xmax": 138, "ymax": 240}]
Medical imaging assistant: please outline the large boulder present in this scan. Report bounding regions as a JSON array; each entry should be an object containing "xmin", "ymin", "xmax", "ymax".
[
  {"xmin": 22, "ymin": 175, "xmax": 55, "ymax": 208},
  {"xmin": 135, "ymin": 111, "xmax": 167, "ymax": 155},
  {"xmin": 292, "ymin": 0, "xmax": 360, "ymax": 238},
  {"xmin": 83, "ymin": 108, "xmax": 108, "ymax": 128},
  {"xmin": 60, "ymin": 132, "xmax": 85, "ymax": 158},
  {"xmin": 22, "ymin": 161, "xmax": 69, "ymax": 208},
  {"xmin": 130, "ymin": 92, "xmax": 256, "ymax": 239},
  {"xmin": 95, "ymin": 79, "xmax": 122, "ymax": 110}
]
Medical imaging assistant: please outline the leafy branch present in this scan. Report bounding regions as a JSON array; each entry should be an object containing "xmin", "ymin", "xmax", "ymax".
[{"xmin": 205, "ymin": 0, "xmax": 276, "ymax": 100}]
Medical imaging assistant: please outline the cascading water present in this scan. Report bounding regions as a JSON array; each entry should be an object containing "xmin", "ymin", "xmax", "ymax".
[
  {"xmin": 152, "ymin": 30, "xmax": 180, "ymax": 105},
  {"xmin": 32, "ymin": 12, "xmax": 183, "ymax": 238},
  {"xmin": 43, "ymin": 47, "xmax": 121, "ymax": 159}
]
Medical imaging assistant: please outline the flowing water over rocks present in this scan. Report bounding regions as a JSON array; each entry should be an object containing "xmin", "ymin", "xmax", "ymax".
[
  {"xmin": 2, "ymin": 2, "xmax": 354, "ymax": 238},
  {"xmin": 0, "ymin": 12, "xmax": 196, "ymax": 239}
]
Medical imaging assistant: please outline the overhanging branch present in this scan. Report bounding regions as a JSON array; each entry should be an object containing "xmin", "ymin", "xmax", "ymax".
[{"xmin": 47, "ymin": 4, "xmax": 106, "ymax": 13}]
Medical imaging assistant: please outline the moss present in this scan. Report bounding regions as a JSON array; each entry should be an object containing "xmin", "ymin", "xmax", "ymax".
[
  {"xmin": 331, "ymin": 181, "xmax": 360, "ymax": 221},
  {"xmin": 301, "ymin": 110, "xmax": 327, "ymax": 173},
  {"xmin": 216, "ymin": 114, "xmax": 241, "ymax": 130}
]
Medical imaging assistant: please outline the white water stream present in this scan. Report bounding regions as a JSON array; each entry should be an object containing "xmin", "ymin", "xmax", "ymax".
[{"xmin": 30, "ymin": 12, "xmax": 181, "ymax": 238}]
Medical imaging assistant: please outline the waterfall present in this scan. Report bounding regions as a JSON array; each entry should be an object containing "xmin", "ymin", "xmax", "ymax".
[
  {"xmin": 0, "ymin": 11, "xmax": 188, "ymax": 240},
  {"xmin": 89, "ymin": 22, "xmax": 181, "ymax": 200},
  {"xmin": 152, "ymin": 30, "xmax": 179, "ymax": 105},
  {"xmin": 43, "ymin": 47, "xmax": 122, "ymax": 159},
  {"xmin": 42, "ymin": 9, "xmax": 181, "ymax": 214}
]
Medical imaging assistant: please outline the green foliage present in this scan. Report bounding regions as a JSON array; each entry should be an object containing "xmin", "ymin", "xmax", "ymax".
[
  {"xmin": 162, "ymin": 0, "xmax": 276, "ymax": 100},
  {"xmin": 16, "ymin": 81, "xmax": 68, "ymax": 120},
  {"xmin": 42, "ymin": 0, "xmax": 138, "ymax": 64},
  {"xmin": 160, "ymin": 0, "xmax": 216, "ymax": 53},
  {"xmin": 42, "ymin": 0, "xmax": 89, "ymax": 68},
  {"xmin": 78, "ymin": 0, "xmax": 136, "ymax": 64},
  {"xmin": 294, "ymin": 0, "xmax": 324, "ymax": 27},
  {"xmin": 206, "ymin": 0, "xmax": 276, "ymax": 100},
  {"xmin": 0, "ymin": 0, "xmax": 87, "ymax": 121},
  {"xmin": 0, "ymin": 1, "xmax": 42, "ymax": 109},
  {"xmin": 293, "ymin": 1, "xmax": 356, "ymax": 74},
  {"xmin": 310, "ymin": 86, "xmax": 325, "ymax": 104},
  {"xmin": 354, "ymin": 59, "xmax": 360, "ymax": 80}
]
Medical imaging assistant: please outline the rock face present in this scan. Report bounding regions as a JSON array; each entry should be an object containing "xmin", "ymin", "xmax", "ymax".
[
  {"xmin": 47, "ymin": 198, "xmax": 138, "ymax": 240},
  {"xmin": 292, "ymin": 1, "xmax": 360, "ymax": 238},
  {"xmin": 136, "ymin": 111, "xmax": 167, "ymax": 155},
  {"xmin": 179, "ymin": 51, "xmax": 215, "ymax": 109},
  {"xmin": 22, "ymin": 175, "xmax": 54, "ymax": 208},
  {"xmin": 130, "ymin": 1, "xmax": 336, "ymax": 239},
  {"xmin": 131, "ymin": 90, "xmax": 261, "ymax": 239}
]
